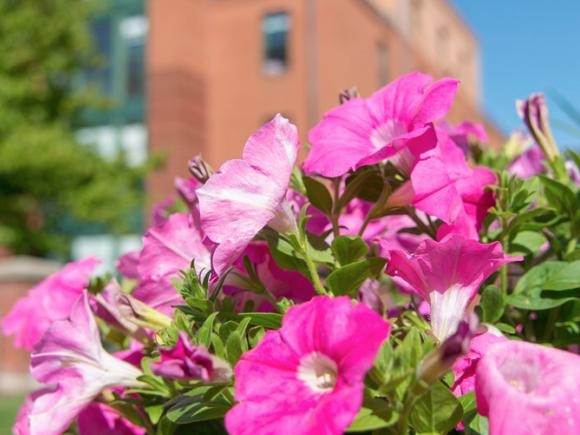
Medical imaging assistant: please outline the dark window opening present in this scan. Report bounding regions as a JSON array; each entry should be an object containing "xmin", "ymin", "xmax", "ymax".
[{"xmin": 262, "ymin": 12, "xmax": 290, "ymax": 75}]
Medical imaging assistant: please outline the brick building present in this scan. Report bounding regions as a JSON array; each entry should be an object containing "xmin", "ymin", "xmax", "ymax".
[
  {"xmin": 72, "ymin": 0, "xmax": 502, "ymax": 265},
  {"xmin": 146, "ymin": 0, "xmax": 503, "ymax": 202}
]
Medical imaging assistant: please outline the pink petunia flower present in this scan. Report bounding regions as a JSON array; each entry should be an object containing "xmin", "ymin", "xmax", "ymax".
[
  {"xmin": 439, "ymin": 120, "xmax": 488, "ymax": 155},
  {"xmin": 223, "ymin": 243, "xmax": 315, "ymax": 312},
  {"xmin": 151, "ymin": 332, "xmax": 231, "ymax": 382},
  {"xmin": 131, "ymin": 212, "xmax": 211, "ymax": 314},
  {"xmin": 451, "ymin": 327, "xmax": 507, "ymax": 396},
  {"xmin": 508, "ymin": 144, "xmax": 546, "ymax": 179},
  {"xmin": 77, "ymin": 403, "xmax": 145, "ymax": 435},
  {"xmin": 476, "ymin": 340, "xmax": 580, "ymax": 435},
  {"xmin": 303, "ymin": 72, "xmax": 458, "ymax": 178},
  {"xmin": 386, "ymin": 234, "xmax": 520, "ymax": 341},
  {"xmin": 197, "ymin": 114, "xmax": 300, "ymax": 276},
  {"xmin": 1, "ymin": 257, "xmax": 99, "ymax": 351},
  {"xmin": 225, "ymin": 296, "xmax": 390, "ymax": 435},
  {"xmin": 409, "ymin": 130, "xmax": 496, "ymax": 239},
  {"xmin": 15, "ymin": 292, "xmax": 143, "ymax": 435}
]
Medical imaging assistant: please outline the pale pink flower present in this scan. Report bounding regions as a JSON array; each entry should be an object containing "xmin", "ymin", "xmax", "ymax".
[
  {"xmin": 116, "ymin": 250, "xmax": 140, "ymax": 279},
  {"xmin": 303, "ymin": 72, "xmax": 458, "ymax": 178},
  {"xmin": 386, "ymin": 234, "xmax": 520, "ymax": 341},
  {"xmin": 223, "ymin": 243, "xmax": 315, "ymax": 311},
  {"xmin": 15, "ymin": 292, "xmax": 143, "ymax": 435},
  {"xmin": 225, "ymin": 296, "xmax": 390, "ymax": 435},
  {"xmin": 77, "ymin": 403, "xmax": 145, "ymax": 435},
  {"xmin": 476, "ymin": 341, "xmax": 580, "ymax": 435},
  {"xmin": 1, "ymin": 258, "xmax": 99, "ymax": 351},
  {"xmin": 198, "ymin": 114, "xmax": 300, "ymax": 276},
  {"xmin": 151, "ymin": 332, "xmax": 231, "ymax": 382},
  {"xmin": 131, "ymin": 212, "xmax": 211, "ymax": 314},
  {"xmin": 174, "ymin": 176, "xmax": 199, "ymax": 208},
  {"xmin": 451, "ymin": 327, "xmax": 507, "ymax": 396}
]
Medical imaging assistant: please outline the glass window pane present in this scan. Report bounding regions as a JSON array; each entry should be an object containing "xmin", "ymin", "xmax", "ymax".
[{"xmin": 262, "ymin": 12, "xmax": 289, "ymax": 75}]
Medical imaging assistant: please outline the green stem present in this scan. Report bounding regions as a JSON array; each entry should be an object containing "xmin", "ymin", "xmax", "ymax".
[
  {"xmin": 398, "ymin": 380, "xmax": 429, "ymax": 434},
  {"xmin": 543, "ymin": 306, "xmax": 560, "ymax": 341},
  {"xmin": 330, "ymin": 178, "xmax": 341, "ymax": 237},
  {"xmin": 500, "ymin": 217, "xmax": 509, "ymax": 295},
  {"xmin": 407, "ymin": 208, "xmax": 436, "ymax": 239},
  {"xmin": 303, "ymin": 248, "xmax": 327, "ymax": 295}
]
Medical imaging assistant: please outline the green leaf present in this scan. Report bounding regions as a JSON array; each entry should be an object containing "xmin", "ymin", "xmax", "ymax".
[
  {"xmin": 167, "ymin": 398, "xmax": 230, "ymax": 424},
  {"xmin": 263, "ymin": 229, "xmax": 307, "ymax": 271},
  {"xmin": 145, "ymin": 404, "xmax": 164, "ymax": 424},
  {"xmin": 197, "ymin": 312, "xmax": 219, "ymax": 348},
  {"xmin": 464, "ymin": 414, "xmax": 489, "ymax": 435},
  {"xmin": 409, "ymin": 381, "xmax": 463, "ymax": 435},
  {"xmin": 303, "ymin": 176, "xmax": 333, "ymax": 215},
  {"xmin": 513, "ymin": 261, "xmax": 568, "ymax": 294},
  {"xmin": 479, "ymin": 285, "xmax": 505, "ymax": 323},
  {"xmin": 508, "ymin": 261, "xmax": 580, "ymax": 310},
  {"xmin": 346, "ymin": 397, "xmax": 399, "ymax": 432},
  {"xmin": 510, "ymin": 231, "xmax": 545, "ymax": 256},
  {"xmin": 237, "ymin": 312, "xmax": 282, "ymax": 329},
  {"xmin": 543, "ymin": 260, "xmax": 580, "ymax": 290},
  {"xmin": 326, "ymin": 257, "xmax": 386, "ymax": 296},
  {"xmin": 225, "ymin": 330, "xmax": 245, "ymax": 364},
  {"xmin": 331, "ymin": 235, "xmax": 369, "ymax": 266},
  {"xmin": 458, "ymin": 392, "xmax": 477, "ymax": 415},
  {"xmin": 539, "ymin": 175, "xmax": 577, "ymax": 217}
]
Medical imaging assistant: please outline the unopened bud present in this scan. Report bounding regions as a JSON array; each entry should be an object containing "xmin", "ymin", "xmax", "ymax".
[
  {"xmin": 417, "ymin": 316, "xmax": 478, "ymax": 385},
  {"xmin": 516, "ymin": 93, "xmax": 559, "ymax": 163},
  {"xmin": 339, "ymin": 87, "xmax": 360, "ymax": 104},
  {"xmin": 188, "ymin": 155, "xmax": 214, "ymax": 184}
]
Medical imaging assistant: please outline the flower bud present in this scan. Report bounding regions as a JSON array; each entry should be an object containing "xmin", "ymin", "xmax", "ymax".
[
  {"xmin": 188, "ymin": 155, "xmax": 214, "ymax": 184},
  {"xmin": 516, "ymin": 93, "xmax": 559, "ymax": 163},
  {"xmin": 417, "ymin": 316, "xmax": 478, "ymax": 385},
  {"xmin": 339, "ymin": 87, "xmax": 360, "ymax": 104}
]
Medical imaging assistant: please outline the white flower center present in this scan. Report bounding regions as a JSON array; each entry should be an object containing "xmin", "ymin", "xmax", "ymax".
[
  {"xmin": 499, "ymin": 358, "xmax": 540, "ymax": 394},
  {"xmin": 297, "ymin": 352, "xmax": 338, "ymax": 393},
  {"xmin": 369, "ymin": 120, "xmax": 406, "ymax": 150},
  {"xmin": 429, "ymin": 285, "xmax": 471, "ymax": 342}
]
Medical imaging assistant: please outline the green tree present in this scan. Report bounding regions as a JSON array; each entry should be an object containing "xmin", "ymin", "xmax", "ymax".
[{"xmin": 0, "ymin": 0, "xmax": 146, "ymax": 256}]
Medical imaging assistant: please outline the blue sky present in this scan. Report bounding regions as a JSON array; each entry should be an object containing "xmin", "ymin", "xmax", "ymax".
[{"xmin": 451, "ymin": 1, "xmax": 580, "ymax": 149}]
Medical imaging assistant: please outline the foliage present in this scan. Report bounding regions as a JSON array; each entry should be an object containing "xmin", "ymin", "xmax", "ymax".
[{"xmin": 0, "ymin": 0, "xmax": 147, "ymax": 256}]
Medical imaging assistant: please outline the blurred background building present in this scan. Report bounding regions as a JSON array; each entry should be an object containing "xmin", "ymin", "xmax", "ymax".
[{"xmin": 82, "ymin": 0, "xmax": 502, "ymax": 210}]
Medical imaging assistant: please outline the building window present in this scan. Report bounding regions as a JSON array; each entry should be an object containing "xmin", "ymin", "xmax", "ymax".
[
  {"xmin": 120, "ymin": 16, "xmax": 148, "ymax": 100},
  {"xmin": 377, "ymin": 43, "xmax": 390, "ymax": 86},
  {"xmin": 89, "ymin": 18, "xmax": 113, "ymax": 95},
  {"xmin": 262, "ymin": 12, "xmax": 290, "ymax": 75}
]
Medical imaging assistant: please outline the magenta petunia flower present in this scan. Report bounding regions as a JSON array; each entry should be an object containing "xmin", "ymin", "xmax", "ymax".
[
  {"xmin": 225, "ymin": 296, "xmax": 390, "ymax": 435},
  {"xmin": 439, "ymin": 120, "xmax": 488, "ymax": 155},
  {"xmin": 77, "ymin": 403, "xmax": 145, "ymax": 435},
  {"xmin": 151, "ymin": 332, "xmax": 231, "ymax": 382},
  {"xmin": 476, "ymin": 341, "xmax": 580, "ymax": 435},
  {"xmin": 386, "ymin": 234, "xmax": 520, "ymax": 341},
  {"xmin": 1, "ymin": 257, "xmax": 99, "ymax": 351},
  {"xmin": 16, "ymin": 292, "xmax": 143, "ymax": 435},
  {"xmin": 197, "ymin": 114, "xmax": 300, "ymax": 276},
  {"xmin": 409, "ymin": 130, "xmax": 496, "ymax": 239},
  {"xmin": 451, "ymin": 327, "xmax": 507, "ymax": 396},
  {"xmin": 303, "ymin": 72, "xmax": 458, "ymax": 178}
]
